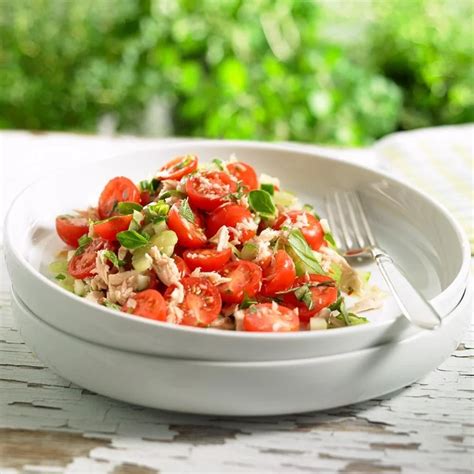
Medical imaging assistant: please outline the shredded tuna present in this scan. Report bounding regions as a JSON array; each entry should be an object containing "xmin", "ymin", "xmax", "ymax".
[
  {"xmin": 209, "ymin": 316, "xmax": 235, "ymax": 330},
  {"xmin": 148, "ymin": 246, "xmax": 181, "ymax": 287},
  {"xmin": 233, "ymin": 309, "xmax": 245, "ymax": 331},
  {"xmin": 348, "ymin": 285, "xmax": 387, "ymax": 313},
  {"xmin": 85, "ymin": 291, "xmax": 106, "ymax": 304},
  {"xmin": 259, "ymin": 173, "xmax": 280, "ymax": 188},
  {"xmin": 319, "ymin": 247, "xmax": 364, "ymax": 295},
  {"xmin": 190, "ymin": 268, "xmax": 232, "ymax": 285},
  {"xmin": 209, "ymin": 226, "xmax": 230, "ymax": 251}
]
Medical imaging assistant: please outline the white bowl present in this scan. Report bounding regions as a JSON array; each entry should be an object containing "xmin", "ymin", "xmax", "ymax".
[
  {"xmin": 5, "ymin": 141, "xmax": 471, "ymax": 361},
  {"xmin": 11, "ymin": 285, "xmax": 471, "ymax": 416}
]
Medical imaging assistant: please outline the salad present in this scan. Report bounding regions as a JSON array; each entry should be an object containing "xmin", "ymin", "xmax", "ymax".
[{"xmin": 50, "ymin": 154, "xmax": 383, "ymax": 332}]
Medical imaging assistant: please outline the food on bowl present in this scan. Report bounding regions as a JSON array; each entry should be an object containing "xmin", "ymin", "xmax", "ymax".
[{"xmin": 50, "ymin": 154, "xmax": 383, "ymax": 332}]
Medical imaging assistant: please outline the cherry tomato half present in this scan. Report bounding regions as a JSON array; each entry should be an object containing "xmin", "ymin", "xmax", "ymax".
[
  {"xmin": 218, "ymin": 260, "xmax": 262, "ymax": 304},
  {"xmin": 227, "ymin": 161, "xmax": 258, "ymax": 191},
  {"xmin": 186, "ymin": 171, "xmax": 237, "ymax": 212},
  {"xmin": 93, "ymin": 214, "xmax": 133, "ymax": 241},
  {"xmin": 173, "ymin": 255, "xmax": 190, "ymax": 277},
  {"xmin": 123, "ymin": 289, "xmax": 167, "ymax": 321},
  {"xmin": 183, "ymin": 247, "xmax": 232, "ymax": 272},
  {"xmin": 242, "ymin": 303, "xmax": 299, "ymax": 332},
  {"xmin": 167, "ymin": 202, "xmax": 207, "ymax": 248},
  {"xmin": 282, "ymin": 274, "xmax": 337, "ymax": 322},
  {"xmin": 98, "ymin": 177, "xmax": 141, "ymax": 220},
  {"xmin": 68, "ymin": 238, "xmax": 112, "ymax": 280},
  {"xmin": 206, "ymin": 203, "xmax": 256, "ymax": 243},
  {"xmin": 261, "ymin": 250, "xmax": 296, "ymax": 297},
  {"xmin": 165, "ymin": 277, "xmax": 222, "ymax": 327},
  {"xmin": 55, "ymin": 215, "xmax": 89, "ymax": 248},
  {"xmin": 274, "ymin": 210, "xmax": 324, "ymax": 251},
  {"xmin": 156, "ymin": 155, "xmax": 198, "ymax": 181}
]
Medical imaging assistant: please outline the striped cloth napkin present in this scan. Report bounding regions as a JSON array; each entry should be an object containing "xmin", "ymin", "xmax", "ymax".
[{"xmin": 373, "ymin": 124, "xmax": 473, "ymax": 253}]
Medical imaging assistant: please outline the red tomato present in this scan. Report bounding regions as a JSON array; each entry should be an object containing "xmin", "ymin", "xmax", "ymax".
[
  {"xmin": 186, "ymin": 171, "xmax": 237, "ymax": 211},
  {"xmin": 227, "ymin": 162, "xmax": 258, "ymax": 191},
  {"xmin": 206, "ymin": 203, "xmax": 256, "ymax": 243},
  {"xmin": 123, "ymin": 289, "xmax": 167, "ymax": 321},
  {"xmin": 156, "ymin": 155, "xmax": 198, "ymax": 181},
  {"xmin": 282, "ymin": 274, "xmax": 337, "ymax": 322},
  {"xmin": 93, "ymin": 214, "xmax": 133, "ymax": 241},
  {"xmin": 55, "ymin": 215, "xmax": 89, "ymax": 247},
  {"xmin": 242, "ymin": 303, "xmax": 299, "ymax": 332},
  {"xmin": 261, "ymin": 250, "xmax": 296, "ymax": 297},
  {"xmin": 140, "ymin": 191, "xmax": 152, "ymax": 206},
  {"xmin": 68, "ymin": 238, "xmax": 112, "ymax": 279},
  {"xmin": 146, "ymin": 270, "xmax": 160, "ymax": 290},
  {"xmin": 165, "ymin": 277, "xmax": 222, "ymax": 327},
  {"xmin": 218, "ymin": 261, "xmax": 262, "ymax": 304},
  {"xmin": 173, "ymin": 255, "xmax": 190, "ymax": 277},
  {"xmin": 274, "ymin": 210, "xmax": 324, "ymax": 250},
  {"xmin": 98, "ymin": 177, "xmax": 141, "ymax": 220},
  {"xmin": 167, "ymin": 202, "xmax": 207, "ymax": 248},
  {"xmin": 183, "ymin": 247, "xmax": 232, "ymax": 272}
]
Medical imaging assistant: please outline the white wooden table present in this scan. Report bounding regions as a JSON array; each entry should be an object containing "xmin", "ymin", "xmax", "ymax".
[{"xmin": 1, "ymin": 132, "xmax": 472, "ymax": 474}]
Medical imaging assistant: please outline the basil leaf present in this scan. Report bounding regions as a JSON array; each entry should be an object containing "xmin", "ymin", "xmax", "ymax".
[
  {"xmin": 102, "ymin": 250, "xmax": 124, "ymax": 268},
  {"xmin": 117, "ymin": 230, "xmax": 150, "ymax": 249},
  {"xmin": 55, "ymin": 273, "xmax": 66, "ymax": 281},
  {"xmin": 139, "ymin": 179, "xmax": 160, "ymax": 193},
  {"xmin": 240, "ymin": 293, "xmax": 258, "ymax": 309},
  {"xmin": 335, "ymin": 312, "xmax": 369, "ymax": 326},
  {"xmin": 74, "ymin": 235, "xmax": 92, "ymax": 256},
  {"xmin": 248, "ymin": 189, "xmax": 276, "ymax": 218},
  {"xmin": 117, "ymin": 201, "xmax": 143, "ymax": 215},
  {"xmin": 286, "ymin": 229, "xmax": 325, "ymax": 275},
  {"xmin": 294, "ymin": 284, "xmax": 314, "ymax": 310},
  {"xmin": 159, "ymin": 190, "xmax": 186, "ymax": 200},
  {"xmin": 212, "ymin": 158, "xmax": 224, "ymax": 170},
  {"xmin": 179, "ymin": 198, "xmax": 195, "ymax": 224},
  {"xmin": 303, "ymin": 203, "xmax": 320, "ymax": 220},
  {"xmin": 260, "ymin": 183, "xmax": 274, "ymax": 195},
  {"xmin": 324, "ymin": 232, "xmax": 337, "ymax": 249}
]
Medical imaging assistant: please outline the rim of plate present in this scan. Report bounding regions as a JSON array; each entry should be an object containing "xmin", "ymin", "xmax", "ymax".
[
  {"xmin": 5, "ymin": 139, "xmax": 471, "ymax": 340},
  {"xmin": 11, "ymin": 283, "xmax": 471, "ymax": 367}
]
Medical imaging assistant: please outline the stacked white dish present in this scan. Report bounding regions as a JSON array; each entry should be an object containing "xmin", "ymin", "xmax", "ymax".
[{"xmin": 5, "ymin": 142, "xmax": 471, "ymax": 415}]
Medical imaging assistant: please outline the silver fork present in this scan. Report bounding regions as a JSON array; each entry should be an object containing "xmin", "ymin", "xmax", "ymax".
[{"xmin": 325, "ymin": 190, "xmax": 442, "ymax": 330}]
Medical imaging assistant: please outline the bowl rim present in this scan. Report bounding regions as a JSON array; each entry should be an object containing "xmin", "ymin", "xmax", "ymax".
[
  {"xmin": 11, "ymin": 283, "xmax": 471, "ymax": 367},
  {"xmin": 5, "ymin": 139, "xmax": 471, "ymax": 340}
]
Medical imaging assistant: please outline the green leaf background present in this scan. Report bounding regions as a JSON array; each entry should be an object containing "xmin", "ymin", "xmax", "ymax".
[{"xmin": 1, "ymin": 0, "xmax": 471, "ymax": 145}]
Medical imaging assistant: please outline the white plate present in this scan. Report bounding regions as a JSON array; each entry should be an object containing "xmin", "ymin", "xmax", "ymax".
[
  {"xmin": 11, "ymin": 285, "xmax": 471, "ymax": 416},
  {"xmin": 5, "ymin": 141, "xmax": 471, "ymax": 361}
]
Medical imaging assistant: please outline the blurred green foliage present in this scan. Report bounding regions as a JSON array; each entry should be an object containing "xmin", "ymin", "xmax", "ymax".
[{"xmin": 0, "ymin": 0, "xmax": 472, "ymax": 145}]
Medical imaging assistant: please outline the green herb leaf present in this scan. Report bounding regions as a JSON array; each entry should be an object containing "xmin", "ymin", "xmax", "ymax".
[
  {"xmin": 248, "ymin": 189, "xmax": 276, "ymax": 219},
  {"xmin": 74, "ymin": 235, "xmax": 92, "ymax": 256},
  {"xmin": 260, "ymin": 183, "xmax": 274, "ymax": 195},
  {"xmin": 139, "ymin": 179, "xmax": 160, "ymax": 193},
  {"xmin": 303, "ymin": 203, "xmax": 320, "ymax": 220},
  {"xmin": 102, "ymin": 250, "xmax": 124, "ymax": 268},
  {"xmin": 117, "ymin": 201, "xmax": 143, "ymax": 215},
  {"xmin": 104, "ymin": 301, "xmax": 122, "ymax": 311},
  {"xmin": 159, "ymin": 190, "xmax": 186, "ymax": 200},
  {"xmin": 179, "ymin": 198, "xmax": 195, "ymax": 224},
  {"xmin": 324, "ymin": 232, "xmax": 337, "ymax": 249},
  {"xmin": 55, "ymin": 273, "xmax": 66, "ymax": 281},
  {"xmin": 144, "ymin": 201, "xmax": 170, "ymax": 224},
  {"xmin": 117, "ymin": 230, "xmax": 150, "ymax": 249},
  {"xmin": 335, "ymin": 312, "xmax": 369, "ymax": 326},
  {"xmin": 212, "ymin": 158, "xmax": 224, "ymax": 170},
  {"xmin": 294, "ymin": 284, "xmax": 314, "ymax": 310},
  {"xmin": 329, "ymin": 262, "xmax": 342, "ymax": 284},
  {"xmin": 240, "ymin": 293, "xmax": 258, "ymax": 309},
  {"xmin": 286, "ymin": 229, "xmax": 325, "ymax": 275}
]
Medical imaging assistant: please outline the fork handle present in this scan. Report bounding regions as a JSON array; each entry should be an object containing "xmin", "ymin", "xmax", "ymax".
[{"xmin": 371, "ymin": 247, "xmax": 442, "ymax": 330}]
